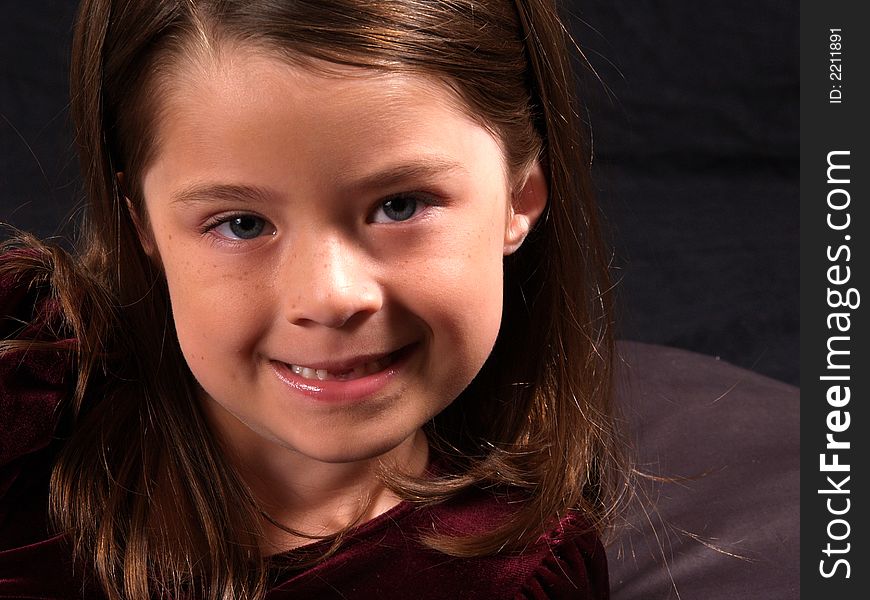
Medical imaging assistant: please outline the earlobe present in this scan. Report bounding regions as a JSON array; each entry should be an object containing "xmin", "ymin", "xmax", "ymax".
[{"xmin": 504, "ymin": 162, "xmax": 548, "ymax": 255}]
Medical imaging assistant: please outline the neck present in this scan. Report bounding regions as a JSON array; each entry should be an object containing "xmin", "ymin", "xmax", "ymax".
[
  {"xmin": 202, "ymin": 399, "xmax": 429, "ymax": 554},
  {"xmin": 259, "ymin": 431, "xmax": 429, "ymax": 555}
]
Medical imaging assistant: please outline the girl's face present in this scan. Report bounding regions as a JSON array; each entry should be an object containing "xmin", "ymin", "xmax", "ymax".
[{"xmin": 138, "ymin": 48, "xmax": 545, "ymax": 467}]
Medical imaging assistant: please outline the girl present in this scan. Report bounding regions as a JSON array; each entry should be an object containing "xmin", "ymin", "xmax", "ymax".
[{"xmin": 0, "ymin": 0, "xmax": 626, "ymax": 598}]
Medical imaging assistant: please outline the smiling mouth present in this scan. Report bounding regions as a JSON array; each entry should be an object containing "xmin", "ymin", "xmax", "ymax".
[{"xmin": 281, "ymin": 347, "xmax": 407, "ymax": 382}]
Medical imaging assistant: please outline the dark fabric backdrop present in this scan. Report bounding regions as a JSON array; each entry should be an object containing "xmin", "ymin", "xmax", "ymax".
[{"xmin": 0, "ymin": 1, "xmax": 799, "ymax": 384}]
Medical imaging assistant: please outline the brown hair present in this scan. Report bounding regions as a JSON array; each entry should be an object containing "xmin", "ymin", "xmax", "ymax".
[{"xmin": 3, "ymin": 1, "xmax": 627, "ymax": 598}]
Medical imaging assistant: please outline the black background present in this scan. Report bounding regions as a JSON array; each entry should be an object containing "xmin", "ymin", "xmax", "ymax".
[{"xmin": 0, "ymin": 0, "xmax": 799, "ymax": 384}]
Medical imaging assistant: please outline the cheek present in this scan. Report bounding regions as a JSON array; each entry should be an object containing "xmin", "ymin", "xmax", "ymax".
[
  {"xmin": 413, "ymin": 232, "xmax": 506, "ymax": 376},
  {"xmin": 424, "ymin": 268, "xmax": 504, "ymax": 413},
  {"xmin": 159, "ymin": 249, "xmax": 270, "ymax": 377}
]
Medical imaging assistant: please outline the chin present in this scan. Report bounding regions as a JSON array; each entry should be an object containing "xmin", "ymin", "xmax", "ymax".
[{"xmin": 283, "ymin": 431, "xmax": 416, "ymax": 466}]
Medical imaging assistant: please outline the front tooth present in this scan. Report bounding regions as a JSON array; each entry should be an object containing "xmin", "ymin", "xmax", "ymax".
[{"xmin": 292, "ymin": 357, "xmax": 391, "ymax": 380}]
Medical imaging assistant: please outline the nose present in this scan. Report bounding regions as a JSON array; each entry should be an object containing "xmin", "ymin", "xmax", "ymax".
[{"xmin": 282, "ymin": 234, "xmax": 383, "ymax": 328}]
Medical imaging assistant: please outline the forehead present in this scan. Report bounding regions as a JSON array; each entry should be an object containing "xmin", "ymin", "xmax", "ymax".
[
  {"xmin": 151, "ymin": 43, "xmax": 498, "ymax": 154},
  {"xmin": 141, "ymin": 44, "xmax": 509, "ymax": 197}
]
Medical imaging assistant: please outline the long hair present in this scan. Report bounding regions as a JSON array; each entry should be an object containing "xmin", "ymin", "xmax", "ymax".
[{"xmin": 3, "ymin": 1, "xmax": 628, "ymax": 598}]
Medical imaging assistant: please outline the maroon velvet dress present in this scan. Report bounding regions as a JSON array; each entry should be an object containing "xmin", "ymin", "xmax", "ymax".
[{"xmin": 0, "ymin": 257, "xmax": 609, "ymax": 599}]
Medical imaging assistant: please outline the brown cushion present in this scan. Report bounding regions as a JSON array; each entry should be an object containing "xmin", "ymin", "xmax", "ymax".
[{"xmin": 607, "ymin": 341, "xmax": 799, "ymax": 598}]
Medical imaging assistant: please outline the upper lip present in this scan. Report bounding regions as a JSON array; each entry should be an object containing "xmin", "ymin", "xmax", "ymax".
[{"xmin": 274, "ymin": 348, "xmax": 403, "ymax": 372}]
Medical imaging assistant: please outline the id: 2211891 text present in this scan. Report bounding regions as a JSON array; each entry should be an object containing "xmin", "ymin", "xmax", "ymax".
[{"xmin": 829, "ymin": 28, "xmax": 843, "ymax": 104}]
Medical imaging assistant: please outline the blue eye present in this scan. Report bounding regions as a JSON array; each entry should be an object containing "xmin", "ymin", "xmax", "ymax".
[
  {"xmin": 372, "ymin": 195, "xmax": 425, "ymax": 223},
  {"xmin": 212, "ymin": 215, "xmax": 272, "ymax": 240}
]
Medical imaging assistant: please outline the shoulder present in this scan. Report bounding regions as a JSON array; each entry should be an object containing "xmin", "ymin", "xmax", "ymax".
[
  {"xmin": 513, "ymin": 512, "xmax": 610, "ymax": 600},
  {"xmin": 423, "ymin": 491, "xmax": 609, "ymax": 600},
  {"xmin": 267, "ymin": 488, "xmax": 609, "ymax": 599},
  {"xmin": 1, "ymin": 247, "xmax": 73, "ymax": 496}
]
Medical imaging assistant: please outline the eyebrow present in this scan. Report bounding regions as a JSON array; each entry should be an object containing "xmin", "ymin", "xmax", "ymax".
[
  {"xmin": 345, "ymin": 158, "xmax": 469, "ymax": 194},
  {"xmin": 170, "ymin": 182, "xmax": 277, "ymax": 206},
  {"xmin": 168, "ymin": 158, "xmax": 468, "ymax": 206}
]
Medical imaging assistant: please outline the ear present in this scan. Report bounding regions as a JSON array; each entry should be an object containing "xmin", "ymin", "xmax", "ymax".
[
  {"xmin": 503, "ymin": 161, "xmax": 547, "ymax": 255},
  {"xmin": 117, "ymin": 172, "xmax": 157, "ymax": 258}
]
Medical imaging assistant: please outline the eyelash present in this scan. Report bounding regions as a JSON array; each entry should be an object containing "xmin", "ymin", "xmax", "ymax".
[
  {"xmin": 368, "ymin": 192, "xmax": 437, "ymax": 224},
  {"xmin": 201, "ymin": 212, "xmax": 274, "ymax": 243},
  {"xmin": 200, "ymin": 192, "xmax": 440, "ymax": 242}
]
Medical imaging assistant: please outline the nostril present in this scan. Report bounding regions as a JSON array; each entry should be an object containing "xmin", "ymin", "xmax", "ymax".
[{"xmin": 286, "ymin": 284, "xmax": 383, "ymax": 328}]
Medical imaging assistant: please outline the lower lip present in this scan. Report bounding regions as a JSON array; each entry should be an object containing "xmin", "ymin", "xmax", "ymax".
[{"xmin": 269, "ymin": 345, "xmax": 415, "ymax": 404}]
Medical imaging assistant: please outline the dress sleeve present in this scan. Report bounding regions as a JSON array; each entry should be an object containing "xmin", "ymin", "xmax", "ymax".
[
  {"xmin": 0, "ymin": 252, "xmax": 73, "ymax": 500},
  {"xmin": 515, "ymin": 517, "xmax": 610, "ymax": 600}
]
